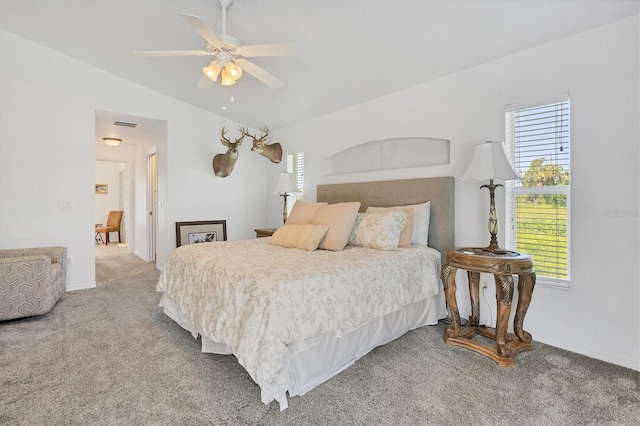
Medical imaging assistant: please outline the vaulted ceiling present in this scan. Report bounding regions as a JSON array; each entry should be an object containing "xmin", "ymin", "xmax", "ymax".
[{"xmin": 1, "ymin": 1, "xmax": 637, "ymax": 130}]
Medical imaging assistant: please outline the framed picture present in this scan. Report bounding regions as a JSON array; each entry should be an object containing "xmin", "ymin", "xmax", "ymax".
[
  {"xmin": 175, "ymin": 220, "xmax": 227, "ymax": 247},
  {"xmin": 95, "ymin": 184, "xmax": 108, "ymax": 194}
]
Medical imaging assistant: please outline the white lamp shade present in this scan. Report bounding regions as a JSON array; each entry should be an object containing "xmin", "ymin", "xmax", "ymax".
[
  {"xmin": 460, "ymin": 141, "xmax": 521, "ymax": 182},
  {"xmin": 273, "ymin": 172, "xmax": 301, "ymax": 194}
]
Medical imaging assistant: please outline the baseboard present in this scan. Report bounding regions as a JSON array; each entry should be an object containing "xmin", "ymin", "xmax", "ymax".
[
  {"xmin": 534, "ymin": 332, "xmax": 639, "ymax": 371},
  {"xmin": 66, "ymin": 281, "xmax": 96, "ymax": 291},
  {"xmin": 134, "ymin": 250, "xmax": 149, "ymax": 262},
  {"xmin": 133, "ymin": 250, "xmax": 162, "ymax": 271}
]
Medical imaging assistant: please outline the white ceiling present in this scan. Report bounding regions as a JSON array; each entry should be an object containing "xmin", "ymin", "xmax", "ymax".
[{"xmin": 1, "ymin": 1, "xmax": 638, "ymax": 131}]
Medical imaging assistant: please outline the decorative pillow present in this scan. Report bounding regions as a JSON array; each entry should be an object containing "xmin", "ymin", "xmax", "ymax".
[
  {"xmin": 311, "ymin": 202, "xmax": 361, "ymax": 251},
  {"xmin": 286, "ymin": 201, "xmax": 328, "ymax": 225},
  {"xmin": 356, "ymin": 211, "xmax": 408, "ymax": 250},
  {"xmin": 268, "ymin": 224, "xmax": 330, "ymax": 252},
  {"xmin": 367, "ymin": 201, "xmax": 430, "ymax": 246},
  {"xmin": 397, "ymin": 208, "xmax": 414, "ymax": 247},
  {"xmin": 348, "ymin": 213, "xmax": 366, "ymax": 246}
]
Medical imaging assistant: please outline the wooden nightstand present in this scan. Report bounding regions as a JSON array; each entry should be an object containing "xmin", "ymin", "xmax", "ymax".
[
  {"xmin": 441, "ymin": 248, "xmax": 536, "ymax": 367},
  {"xmin": 255, "ymin": 228, "xmax": 278, "ymax": 238}
]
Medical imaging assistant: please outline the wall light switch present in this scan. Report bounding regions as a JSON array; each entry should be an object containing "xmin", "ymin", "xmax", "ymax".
[{"xmin": 58, "ymin": 201, "xmax": 72, "ymax": 211}]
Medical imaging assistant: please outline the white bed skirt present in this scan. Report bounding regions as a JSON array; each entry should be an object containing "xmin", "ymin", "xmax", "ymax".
[{"xmin": 159, "ymin": 290, "xmax": 447, "ymax": 410}]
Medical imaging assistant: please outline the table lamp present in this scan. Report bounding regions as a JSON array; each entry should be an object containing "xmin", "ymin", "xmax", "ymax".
[
  {"xmin": 461, "ymin": 141, "xmax": 521, "ymax": 253},
  {"xmin": 273, "ymin": 172, "xmax": 301, "ymax": 224}
]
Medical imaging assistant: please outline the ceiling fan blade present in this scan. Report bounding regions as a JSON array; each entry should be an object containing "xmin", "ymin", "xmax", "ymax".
[
  {"xmin": 134, "ymin": 50, "xmax": 213, "ymax": 57},
  {"xmin": 235, "ymin": 43, "xmax": 297, "ymax": 57},
  {"xmin": 235, "ymin": 58, "xmax": 284, "ymax": 89},
  {"xmin": 197, "ymin": 74, "xmax": 214, "ymax": 88},
  {"xmin": 179, "ymin": 13, "xmax": 223, "ymax": 48}
]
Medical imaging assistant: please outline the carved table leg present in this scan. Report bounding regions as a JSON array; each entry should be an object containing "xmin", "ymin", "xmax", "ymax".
[
  {"xmin": 468, "ymin": 271, "xmax": 480, "ymax": 326},
  {"xmin": 493, "ymin": 274, "xmax": 514, "ymax": 357},
  {"xmin": 514, "ymin": 272, "xmax": 536, "ymax": 342},
  {"xmin": 441, "ymin": 264, "xmax": 460, "ymax": 337}
]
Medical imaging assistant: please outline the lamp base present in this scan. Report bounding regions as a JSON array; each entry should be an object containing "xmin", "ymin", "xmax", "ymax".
[
  {"xmin": 484, "ymin": 236, "xmax": 508, "ymax": 254},
  {"xmin": 481, "ymin": 180, "xmax": 508, "ymax": 254},
  {"xmin": 281, "ymin": 193, "xmax": 290, "ymax": 224}
]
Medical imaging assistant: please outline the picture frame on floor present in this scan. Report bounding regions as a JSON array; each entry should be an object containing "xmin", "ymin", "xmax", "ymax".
[{"xmin": 175, "ymin": 220, "xmax": 227, "ymax": 247}]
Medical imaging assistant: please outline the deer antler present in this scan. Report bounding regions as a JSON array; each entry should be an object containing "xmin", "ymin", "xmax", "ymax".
[
  {"xmin": 238, "ymin": 126, "xmax": 270, "ymax": 142},
  {"xmin": 238, "ymin": 126, "xmax": 251, "ymax": 139},
  {"xmin": 256, "ymin": 126, "xmax": 270, "ymax": 142},
  {"xmin": 221, "ymin": 126, "xmax": 245, "ymax": 147},
  {"xmin": 220, "ymin": 126, "xmax": 231, "ymax": 145}
]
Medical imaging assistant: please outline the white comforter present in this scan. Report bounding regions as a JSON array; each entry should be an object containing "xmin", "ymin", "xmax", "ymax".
[{"xmin": 156, "ymin": 238, "xmax": 441, "ymax": 409}]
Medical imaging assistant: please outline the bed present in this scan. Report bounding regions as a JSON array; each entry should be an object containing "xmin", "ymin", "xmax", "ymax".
[{"xmin": 156, "ymin": 177, "xmax": 455, "ymax": 410}]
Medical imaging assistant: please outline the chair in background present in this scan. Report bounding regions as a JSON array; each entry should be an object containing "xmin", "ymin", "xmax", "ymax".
[
  {"xmin": 95, "ymin": 211, "xmax": 123, "ymax": 245},
  {"xmin": 0, "ymin": 246, "xmax": 67, "ymax": 321}
]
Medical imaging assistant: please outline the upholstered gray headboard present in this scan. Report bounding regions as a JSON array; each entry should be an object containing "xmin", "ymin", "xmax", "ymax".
[{"xmin": 317, "ymin": 177, "xmax": 455, "ymax": 261}]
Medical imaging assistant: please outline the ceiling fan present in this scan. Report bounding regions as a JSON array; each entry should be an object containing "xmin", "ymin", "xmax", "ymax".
[{"xmin": 134, "ymin": 0, "xmax": 296, "ymax": 89}]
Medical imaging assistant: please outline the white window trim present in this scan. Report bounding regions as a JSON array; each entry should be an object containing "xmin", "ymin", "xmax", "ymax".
[{"xmin": 505, "ymin": 93, "xmax": 571, "ymax": 288}]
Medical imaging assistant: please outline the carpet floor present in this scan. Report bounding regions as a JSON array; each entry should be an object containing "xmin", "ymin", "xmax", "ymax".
[{"xmin": 0, "ymin": 253, "xmax": 638, "ymax": 425}]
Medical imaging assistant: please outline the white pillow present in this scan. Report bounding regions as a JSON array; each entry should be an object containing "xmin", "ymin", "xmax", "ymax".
[
  {"xmin": 366, "ymin": 201, "xmax": 430, "ymax": 246},
  {"xmin": 352, "ymin": 211, "xmax": 408, "ymax": 250}
]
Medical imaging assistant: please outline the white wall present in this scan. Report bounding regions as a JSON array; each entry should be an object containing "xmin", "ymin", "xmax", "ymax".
[
  {"xmin": 269, "ymin": 16, "xmax": 640, "ymax": 370},
  {"xmin": 0, "ymin": 30, "xmax": 268, "ymax": 289}
]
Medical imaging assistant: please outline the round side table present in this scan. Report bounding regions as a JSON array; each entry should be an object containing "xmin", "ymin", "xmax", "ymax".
[{"xmin": 441, "ymin": 248, "xmax": 536, "ymax": 367}]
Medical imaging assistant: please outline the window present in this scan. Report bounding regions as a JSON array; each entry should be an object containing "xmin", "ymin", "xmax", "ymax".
[
  {"xmin": 287, "ymin": 152, "xmax": 304, "ymax": 211},
  {"xmin": 505, "ymin": 94, "xmax": 570, "ymax": 285}
]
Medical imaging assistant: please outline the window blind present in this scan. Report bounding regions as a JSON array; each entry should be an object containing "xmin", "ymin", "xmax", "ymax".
[
  {"xmin": 505, "ymin": 94, "xmax": 570, "ymax": 283},
  {"xmin": 287, "ymin": 152, "xmax": 305, "ymax": 209},
  {"xmin": 288, "ymin": 152, "xmax": 304, "ymax": 193}
]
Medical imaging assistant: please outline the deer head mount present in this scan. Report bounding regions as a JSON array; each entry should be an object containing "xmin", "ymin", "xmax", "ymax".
[
  {"xmin": 212, "ymin": 126, "xmax": 245, "ymax": 178},
  {"xmin": 242, "ymin": 126, "xmax": 282, "ymax": 164}
]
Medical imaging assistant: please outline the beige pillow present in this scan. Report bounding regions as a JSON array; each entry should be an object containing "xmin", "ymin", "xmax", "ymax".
[
  {"xmin": 367, "ymin": 201, "xmax": 430, "ymax": 246},
  {"xmin": 358, "ymin": 211, "xmax": 408, "ymax": 250},
  {"xmin": 398, "ymin": 208, "xmax": 413, "ymax": 247},
  {"xmin": 311, "ymin": 202, "xmax": 361, "ymax": 251},
  {"xmin": 268, "ymin": 224, "xmax": 330, "ymax": 252},
  {"xmin": 286, "ymin": 201, "xmax": 328, "ymax": 225}
]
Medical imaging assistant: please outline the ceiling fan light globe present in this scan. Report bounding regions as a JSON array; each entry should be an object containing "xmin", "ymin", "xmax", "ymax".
[
  {"xmin": 203, "ymin": 68, "xmax": 219, "ymax": 81},
  {"xmin": 220, "ymin": 68, "xmax": 236, "ymax": 85},
  {"xmin": 231, "ymin": 66, "xmax": 242, "ymax": 80},
  {"xmin": 203, "ymin": 61, "xmax": 222, "ymax": 81}
]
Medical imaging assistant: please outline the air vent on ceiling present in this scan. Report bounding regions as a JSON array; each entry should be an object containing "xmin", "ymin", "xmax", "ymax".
[{"xmin": 113, "ymin": 120, "xmax": 139, "ymax": 128}]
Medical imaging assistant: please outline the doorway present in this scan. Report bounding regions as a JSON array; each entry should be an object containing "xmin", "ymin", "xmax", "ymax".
[
  {"xmin": 95, "ymin": 160, "xmax": 130, "ymax": 258},
  {"xmin": 95, "ymin": 110, "xmax": 167, "ymax": 268}
]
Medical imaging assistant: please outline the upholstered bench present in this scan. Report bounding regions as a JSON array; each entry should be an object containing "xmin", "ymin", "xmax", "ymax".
[{"xmin": 0, "ymin": 246, "xmax": 67, "ymax": 321}]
